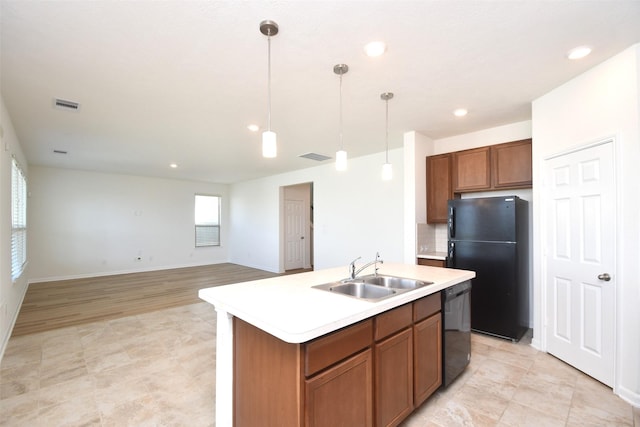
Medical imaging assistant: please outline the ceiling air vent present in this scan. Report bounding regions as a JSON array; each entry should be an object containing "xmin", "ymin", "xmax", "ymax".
[
  {"xmin": 299, "ymin": 152, "xmax": 332, "ymax": 162},
  {"xmin": 53, "ymin": 98, "xmax": 80, "ymax": 111}
]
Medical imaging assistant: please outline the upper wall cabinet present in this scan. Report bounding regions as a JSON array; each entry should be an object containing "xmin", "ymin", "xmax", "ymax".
[
  {"xmin": 426, "ymin": 139, "xmax": 532, "ymax": 223},
  {"xmin": 452, "ymin": 146, "xmax": 491, "ymax": 192},
  {"xmin": 426, "ymin": 154, "xmax": 453, "ymax": 223},
  {"xmin": 491, "ymin": 139, "xmax": 533, "ymax": 189}
]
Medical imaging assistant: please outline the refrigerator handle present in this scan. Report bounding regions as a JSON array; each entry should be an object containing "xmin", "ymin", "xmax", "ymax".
[
  {"xmin": 448, "ymin": 206, "xmax": 455, "ymax": 238},
  {"xmin": 447, "ymin": 242, "xmax": 454, "ymax": 268}
]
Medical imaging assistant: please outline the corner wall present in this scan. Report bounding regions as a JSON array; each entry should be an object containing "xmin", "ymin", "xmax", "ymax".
[{"xmin": 532, "ymin": 43, "xmax": 640, "ymax": 405}]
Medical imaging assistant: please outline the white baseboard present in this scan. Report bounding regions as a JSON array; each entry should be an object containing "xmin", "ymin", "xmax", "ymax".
[{"xmin": 27, "ymin": 261, "xmax": 230, "ymax": 284}]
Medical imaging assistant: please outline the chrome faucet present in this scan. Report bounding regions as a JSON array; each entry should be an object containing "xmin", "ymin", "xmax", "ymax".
[{"xmin": 349, "ymin": 252, "xmax": 384, "ymax": 279}]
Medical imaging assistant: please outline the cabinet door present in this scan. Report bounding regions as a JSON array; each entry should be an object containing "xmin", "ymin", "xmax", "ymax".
[
  {"xmin": 413, "ymin": 312, "xmax": 442, "ymax": 406},
  {"xmin": 305, "ymin": 349, "xmax": 373, "ymax": 427},
  {"xmin": 452, "ymin": 146, "xmax": 491, "ymax": 192},
  {"xmin": 375, "ymin": 328, "xmax": 413, "ymax": 427},
  {"xmin": 491, "ymin": 139, "xmax": 532, "ymax": 188},
  {"xmin": 426, "ymin": 154, "xmax": 453, "ymax": 223}
]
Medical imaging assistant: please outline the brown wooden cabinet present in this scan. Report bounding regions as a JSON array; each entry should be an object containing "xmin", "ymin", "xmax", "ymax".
[
  {"xmin": 452, "ymin": 146, "xmax": 491, "ymax": 192},
  {"xmin": 413, "ymin": 313, "xmax": 442, "ymax": 406},
  {"xmin": 491, "ymin": 139, "xmax": 532, "ymax": 188},
  {"xmin": 417, "ymin": 258, "xmax": 446, "ymax": 268},
  {"xmin": 426, "ymin": 139, "xmax": 532, "ymax": 223},
  {"xmin": 374, "ymin": 304, "xmax": 414, "ymax": 427},
  {"xmin": 375, "ymin": 328, "xmax": 414, "ymax": 427},
  {"xmin": 233, "ymin": 293, "xmax": 442, "ymax": 427},
  {"xmin": 305, "ymin": 349, "xmax": 373, "ymax": 427},
  {"xmin": 426, "ymin": 153, "xmax": 453, "ymax": 223}
]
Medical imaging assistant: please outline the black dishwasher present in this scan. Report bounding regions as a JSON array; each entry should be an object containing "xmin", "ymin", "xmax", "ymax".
[{"xmin": 442, "ymin": 280, "xmax": 472, "ymax": 387}]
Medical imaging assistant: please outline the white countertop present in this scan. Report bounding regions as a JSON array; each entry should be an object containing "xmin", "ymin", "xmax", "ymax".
[{"xmin": 198, "ymin": 263, "xmax": 474, "ymax": 343}]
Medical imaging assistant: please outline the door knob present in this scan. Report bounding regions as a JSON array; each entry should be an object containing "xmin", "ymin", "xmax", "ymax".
[{"xmin": 597, "ymin": 273, "xmax": 611, "ymax": 281}]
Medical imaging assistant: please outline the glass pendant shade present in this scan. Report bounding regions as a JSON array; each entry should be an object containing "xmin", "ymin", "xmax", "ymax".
[
  {"xmin": 262, "ymin": 131, "xmax": 277, "ymax": 158},
  {"xmin": 382, "ymin": 162, "xmax": 392, "ymax": 180},
  {"xmin": 335, "ymin": 150, "xmax": 348, "ymax": 171}
]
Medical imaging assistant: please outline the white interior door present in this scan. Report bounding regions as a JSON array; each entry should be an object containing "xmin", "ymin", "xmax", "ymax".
[
  {"xmin": 284, "ymin": 199, "xmax": 305, "ymax": 270},
  {"xmin": 544, "ymin": 140, "xmax": 615, "ymax": 386}
]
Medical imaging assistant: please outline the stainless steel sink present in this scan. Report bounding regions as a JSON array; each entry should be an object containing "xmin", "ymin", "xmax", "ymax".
[
  {"xmin": 316, "ymin": 282, "xmax": 397, "ymax": 301},
  {"xmin": 312, "ymin": 274, "xmax": 433, "ymax": 301},
  {"xmin": 355, "ymin": 274, "xmax": 432, "ymax": 290}
]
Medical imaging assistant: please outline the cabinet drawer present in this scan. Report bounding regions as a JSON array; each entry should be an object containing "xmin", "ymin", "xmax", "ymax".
[
  {"xmin": 413, "ymin": 293, "xmax": 441, "ymax": 322},
  {"xmin": 417, "ymin": 258, "xmax": 446, "ymax": 267},
  {"xmin": 375, "ymin": 304, "xmax": 412, "ymax": 341},
  {"xmin": 305, "ymin": 319, "xmax": 373, "ymax": 377}
]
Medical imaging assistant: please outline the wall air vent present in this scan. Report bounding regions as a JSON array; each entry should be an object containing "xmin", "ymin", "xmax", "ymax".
[
  {"xmin": 53, "ymin": 98, "xmax": 80, "ymax": 111},
  {"xmin": 299, "ymin": 152, "xmax": 332, "ymax": 162}
]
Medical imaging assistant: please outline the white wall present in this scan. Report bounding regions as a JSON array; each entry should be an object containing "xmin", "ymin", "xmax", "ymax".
[
  {"xmin": 532, "ymin": 43, "xmax": 640, "ymax": 406},
  {"xmin": 28, "ymin": 167, "xmax": 230, "ymax": 281},
  {"xmin": 403, "ymin": 131, "xmax": 434, "ymax": 263},
  {"xmin": 433, "ymin": 120, "xmax": 533, "ymax": 154},
  {"xmin": 1, "ymin": 96, "xmax": 29, "ymax": 360},
  {"xmin": 229, "ymin": 148, "xmax": 405, "ymax": 273}
]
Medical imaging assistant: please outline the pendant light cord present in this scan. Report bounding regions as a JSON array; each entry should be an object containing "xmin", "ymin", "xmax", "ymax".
[
  {"xmin": 339, "ymin": 73, "xmax": 343, "ymax": 150},
  {"xmin": 267, "ymin": 34, "xmax": 272, "ymax": 132},
  {"xmin": 385, "ymin": 98, "xmax": 389, "ymax": 163}
]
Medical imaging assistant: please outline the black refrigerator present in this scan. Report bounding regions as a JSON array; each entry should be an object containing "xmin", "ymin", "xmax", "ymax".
[{"xmin": 446, "ymin": 196, "xmax": 529, "ymax": 342}]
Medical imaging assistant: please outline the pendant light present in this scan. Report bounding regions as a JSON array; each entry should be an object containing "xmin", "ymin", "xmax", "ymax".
[
  {"xmin": 334, "ymin": 64, "xmax": 349, "ymax": 171},
  {"xmin": 381, "ymin": 92, "xmax": 394, "ymax": 180},
  {"xmin": 260, "ymin": 20, "xmax": 278, "ymax": 158}
]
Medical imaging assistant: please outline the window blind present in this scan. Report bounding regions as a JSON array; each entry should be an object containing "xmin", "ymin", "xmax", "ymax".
[
  {"xmin": 11, "ymin": 157, "xmax": 27, "ymax": 281},
  {"xmin": 195, "ymin": 195, "xmax": 220, "ymax": 247}
]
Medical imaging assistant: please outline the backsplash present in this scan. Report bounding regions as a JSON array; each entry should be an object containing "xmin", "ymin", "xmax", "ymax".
[
  {"xmin": 416, "ymin": 223, "xmax": 434, "ymax": 253},
  {"xmin": 434, "ymin": 224, "xmax": 448, "ymax": 252},
  {"xmin": 416, "ymin": 224, "xmax": 447, "ymax": 254},
  {"xmin": 416, "ymin": 223, "xmax": 449, "ymax": 254}
]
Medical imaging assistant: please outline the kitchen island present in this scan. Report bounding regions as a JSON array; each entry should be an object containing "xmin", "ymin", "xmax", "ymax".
[{"xmin": 199, "ymin": 262, "xmax": 474, "ymax": 426}]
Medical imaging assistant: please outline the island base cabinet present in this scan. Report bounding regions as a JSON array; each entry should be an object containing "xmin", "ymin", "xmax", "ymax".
[
  {"xmin": 232, "ymin": 297, "xmax": 443, "ymax": 427},
  {"xmin": 234, "ymin": 318, "xmax": 303, "ymax": 427},
  {"xmin": 375, "ymin": 328, "xmax": 414, "ymax": 427},
  {"xmin": 413, "ymin": 313, "xmax": 442, "ymax": 406},
  {"xmin": 305, "ymin": 349, "xmax": 373, "ymax": 427}
]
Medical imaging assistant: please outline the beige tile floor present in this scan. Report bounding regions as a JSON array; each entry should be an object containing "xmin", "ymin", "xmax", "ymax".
[{"xmin": 1, "ymin": 302, "xmax": 638, "ymax": 426}]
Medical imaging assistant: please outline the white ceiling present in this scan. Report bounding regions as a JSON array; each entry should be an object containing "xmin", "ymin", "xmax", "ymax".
[{"xmin": 2, "ymin": 1, "xmax": 640, "ymax": 184}]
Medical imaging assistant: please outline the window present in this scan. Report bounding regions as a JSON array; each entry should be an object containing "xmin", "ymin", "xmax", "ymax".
[
  {"xmin": 11, "ymin": 158, "xmax": 27, "ymax": 281},
  {"xmin": 195, "ymin": 194, "xmax": 220, "ymax": 247}
]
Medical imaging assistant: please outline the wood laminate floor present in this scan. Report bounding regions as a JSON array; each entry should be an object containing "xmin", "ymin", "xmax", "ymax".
[{"xmin": 12, "ymin": 263, "xmax": 281, "ymax": 336}]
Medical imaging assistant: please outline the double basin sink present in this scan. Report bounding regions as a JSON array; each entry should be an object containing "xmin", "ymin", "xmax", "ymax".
[{"xmin": 312, "ymin": 274, "xmax": 433, "ymax": 302}]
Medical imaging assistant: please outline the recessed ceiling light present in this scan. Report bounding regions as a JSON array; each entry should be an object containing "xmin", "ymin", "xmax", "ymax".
[
  {"xmin": 567, "ymin": 46, "xmax": 592, "ymax": 60},
  {"xmin": 247, "ymin": 124, "xmax": 260, "ymax": 132},
  {"xmin": 169, "ymin": 163, "xmax": 178, "ymax": 169},
  {"xmin": 453, "ymin": 108, "xmax": 468, "ymax": 117},
  {"xmin": 364, "ymin": 41, "xmax": 387, "ymax": 57}
]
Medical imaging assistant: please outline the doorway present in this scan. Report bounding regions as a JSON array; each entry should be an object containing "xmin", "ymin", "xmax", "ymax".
[
  {"xmin": 543, "ymin": 139, "xmax": 616, "ymax": 386},
  {"xmin": 282, "ymin": 182, "xmax": 314, "ymax": 272}
]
